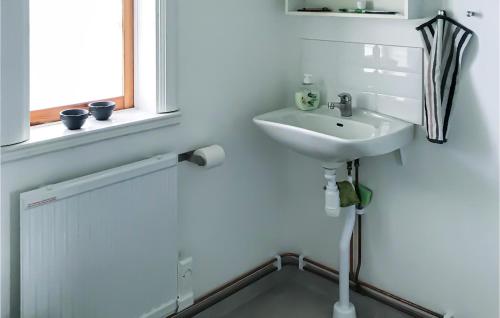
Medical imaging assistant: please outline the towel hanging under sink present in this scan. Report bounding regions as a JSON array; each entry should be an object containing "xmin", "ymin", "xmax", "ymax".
[{"xmin": 416, "ymin": 14, "xmax": 473, "ymax": 144}]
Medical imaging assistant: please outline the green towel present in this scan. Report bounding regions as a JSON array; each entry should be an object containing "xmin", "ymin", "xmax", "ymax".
[
  {"xmin": 336, "ymin": 181, "xmax": 360, "ymax": 208},
  {"xmin": 356, "ymin": 184, "xmax": 373, "ymax": 208}
]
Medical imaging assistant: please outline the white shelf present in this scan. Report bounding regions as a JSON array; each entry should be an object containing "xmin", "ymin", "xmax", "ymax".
[
  {"xmin": 286, "ymin": 11, "xmax": 407, "ymax": 19},
  {"xmin": 286, "ymin": 0, "xmax": 423, "ymax": 20}
]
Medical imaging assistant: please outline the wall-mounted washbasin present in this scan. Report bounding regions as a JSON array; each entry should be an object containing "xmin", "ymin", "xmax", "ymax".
[
  {"xmin": 253, "ymin": 106, "xmax": 414, "ymax": 167},
  {"xmin": 254, "ymin": 106, "xmax": 415, "ymax": 318}
]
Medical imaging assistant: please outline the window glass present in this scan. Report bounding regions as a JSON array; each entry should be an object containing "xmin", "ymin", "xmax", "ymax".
[{"xmin": 30, "ymin": 0, "xmax": 124, "ymax": 111}]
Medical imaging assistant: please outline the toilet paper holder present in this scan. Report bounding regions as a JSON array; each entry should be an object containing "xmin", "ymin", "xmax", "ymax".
[
  {"xmin": 178, "ymin": 150, "xmax": 207, "ymax": 167},
  {"xmin": 178, "ymin": 145, "xmax": 226, "ymax": 168}
]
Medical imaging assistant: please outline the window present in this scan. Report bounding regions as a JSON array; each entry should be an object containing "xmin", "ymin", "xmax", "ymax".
[{"xmin": 29, "ymin": 0, "xmax": 134, "ymax": 126}]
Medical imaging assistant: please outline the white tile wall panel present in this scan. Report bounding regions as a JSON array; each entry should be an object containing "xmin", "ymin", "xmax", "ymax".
[{"xmin": 301, "ymin": 39, "xmax": 423, "ymax": 125}]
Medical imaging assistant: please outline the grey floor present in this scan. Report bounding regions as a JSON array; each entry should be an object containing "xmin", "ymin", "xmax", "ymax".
[{"xmin": 196, "ymin": 267, "xmax": 413, "ymax": 318}]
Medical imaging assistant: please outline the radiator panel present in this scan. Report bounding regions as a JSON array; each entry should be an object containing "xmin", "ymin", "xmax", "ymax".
[{"xmin": 20, "ymin": 154, "xmax": 178, "ymax": 318}]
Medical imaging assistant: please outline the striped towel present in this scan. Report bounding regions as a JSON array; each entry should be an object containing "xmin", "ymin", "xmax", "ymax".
[{"xmin": 417, "ymin": 15, "xmax": 473, "ymax": 144}]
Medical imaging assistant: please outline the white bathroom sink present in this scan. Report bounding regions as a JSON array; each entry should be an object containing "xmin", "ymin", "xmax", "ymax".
[{"xmin": 253, "ymin": 106, "xmax": 414, "ymax": 166}]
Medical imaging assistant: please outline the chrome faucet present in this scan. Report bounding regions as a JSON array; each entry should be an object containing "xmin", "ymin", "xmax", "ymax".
[{"xmin": 328, "ymin": 93, "xmax": 353, "ymax": 117}]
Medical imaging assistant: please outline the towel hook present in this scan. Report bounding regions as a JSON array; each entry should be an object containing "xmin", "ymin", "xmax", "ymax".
[{"xmin": 438, "ymin": 9, "xmax": 476, "ymax": 18}]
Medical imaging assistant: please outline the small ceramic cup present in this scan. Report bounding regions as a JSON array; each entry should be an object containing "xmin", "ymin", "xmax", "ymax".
[
  {"xmin": 88, "ymin": 101, "xmax": 116, "ymax": 121},
  {"xmin": 60, "ymin": 109, "xmax": 89, "ymax": 130}
]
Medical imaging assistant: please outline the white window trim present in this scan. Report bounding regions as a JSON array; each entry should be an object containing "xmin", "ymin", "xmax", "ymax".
[
  {"xmin": 0, "ymin": 0, "xmax": 30, "ymax": 146},
  {"xmin": 157, "ymin": 0, "xmax": 178, "ymax": 113},
  {"xmin": 135, "ymin": 0, "xmax": 178, "ymax": 114},
  {"xmin": 1, "ymin": 0, "xmax": 180, "ymax": 159}
]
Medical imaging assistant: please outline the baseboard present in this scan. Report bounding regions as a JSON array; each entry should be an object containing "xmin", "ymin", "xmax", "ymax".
[{"xmin": 168, "ymin": 253, "xmax": 445, "ymax": 318}]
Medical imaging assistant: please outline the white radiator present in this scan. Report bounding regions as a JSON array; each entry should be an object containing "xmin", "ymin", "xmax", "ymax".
[{"xmin": 20, "ymin": 154, "xmax": 178, "ymax": 318}]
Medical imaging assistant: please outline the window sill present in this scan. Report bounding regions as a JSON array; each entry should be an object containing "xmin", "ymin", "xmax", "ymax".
[{"xmin": 1, "ymin": 109, "xmax": 181, "ymax": 164}]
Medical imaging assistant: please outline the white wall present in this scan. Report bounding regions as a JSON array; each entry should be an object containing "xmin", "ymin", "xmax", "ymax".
[
  {"xmin": 279, "ymin": 1, "xmax": 499, "ymax": 317},
  {"xmin": 1, "ymin": 1, "xmax": 498, "ymax": 317},
  {"xmin": 0, "ymin": 1, "xmax": 296, "ymax": 316}
]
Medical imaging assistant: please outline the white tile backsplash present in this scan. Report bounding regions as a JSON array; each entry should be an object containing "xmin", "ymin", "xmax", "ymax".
[{"xmin": 301, "ymin": 39, "xmax": 423, "ymax": 125}]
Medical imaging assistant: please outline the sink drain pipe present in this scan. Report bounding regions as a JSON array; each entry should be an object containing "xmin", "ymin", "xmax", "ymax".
[{"xmin": 324, "ymin": 168, "xmax": 341, "ymax": 217}]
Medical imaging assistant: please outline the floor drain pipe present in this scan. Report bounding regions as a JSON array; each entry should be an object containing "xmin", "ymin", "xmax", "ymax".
[
  {"xmin": 331, "ymin": 162, "xmax": 357, "ymax": 318},
  {"xmin": 334, "ymin": 202, "xmax": 357, "ymax": 318}
]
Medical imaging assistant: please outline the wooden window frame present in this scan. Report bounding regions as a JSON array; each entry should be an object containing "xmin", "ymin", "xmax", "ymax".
[{"xmin": 30, "ymin": 0, "xmax": 134, "ymax": 126}]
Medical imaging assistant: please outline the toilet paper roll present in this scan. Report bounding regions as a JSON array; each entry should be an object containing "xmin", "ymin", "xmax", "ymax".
[{"xmin": 193, "ymin": 145, "xmax": 226, "ymax": 169}]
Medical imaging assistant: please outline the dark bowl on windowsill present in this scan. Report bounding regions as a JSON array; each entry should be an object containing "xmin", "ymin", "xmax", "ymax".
[
  {"xmin": 60, "ymin": 109, "xmax": 89, "ymax": 130},
  {"xmin": 89, "ymin": 101, "xmax": 116, "ymax": 121}
]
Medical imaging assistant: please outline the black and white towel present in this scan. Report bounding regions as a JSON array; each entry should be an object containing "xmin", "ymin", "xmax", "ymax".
[{"xmin": 417, "ymin": 15, "xmax": 473, "ymax": 144}]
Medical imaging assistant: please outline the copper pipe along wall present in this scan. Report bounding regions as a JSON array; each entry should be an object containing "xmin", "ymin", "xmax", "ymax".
[
  {"xmin": 288, "ymin": 254, "xmax": 443, "ymax": 318},
  {"xmin": 348, "ymin": 161, "xmax": 355, "ymax": 276},
  {"xmin": 168, "ymin": 254, "xmax": 444, "ymax": 318},
  {"xmin": 350, "ymin": 229, "xmax": 355, "ymax": 274},
  {"xmin": 169, "ymin": 259, "xmax": 277, "ymax": 318},
  {"xmin": 354, "ymin": 216, "xmax": 362, "ymax": 284},
  {"xmin": 196, "ymin": 259, "xmax": 276, "ymax": 304},
  {"xmin": 353, "ymin": 159, "xmax": 363, "ymax": 286}
]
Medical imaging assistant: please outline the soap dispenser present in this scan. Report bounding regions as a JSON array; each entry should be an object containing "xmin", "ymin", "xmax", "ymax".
[{"xmin": 295, "ymin": 74, "xmax": 320, "ymax": 111}]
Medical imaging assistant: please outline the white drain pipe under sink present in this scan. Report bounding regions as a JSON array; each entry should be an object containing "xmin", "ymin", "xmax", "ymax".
[
  {"xmin": 325, "ymin": 169, "xmax": 341, "ymax": 218},
  {"xmin": 324, "ymin": 166, "xmax": 358, "ymax": 318},
  {"xmin": 334, "ymin": 201, "xmax": 357, "ymax": 318}
]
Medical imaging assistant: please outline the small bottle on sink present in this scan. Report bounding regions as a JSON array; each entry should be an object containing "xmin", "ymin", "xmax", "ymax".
[{"xmin": 295, "ymin": 74, "xmax": 320, "ymax": 111}]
